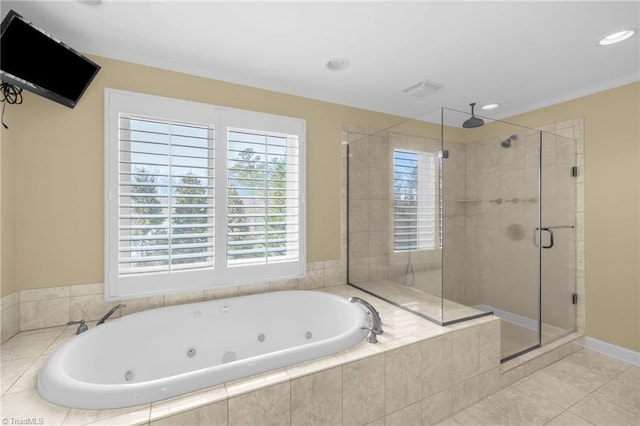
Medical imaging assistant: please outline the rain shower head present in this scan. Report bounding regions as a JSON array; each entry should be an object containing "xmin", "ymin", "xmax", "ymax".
[
  {"xmin": 500, "ymin": 134, "xmax": 518, "ymax": 148},
  {"xmin": 462, "ymin": 103, "xmax": 485, "ymax": 128}
]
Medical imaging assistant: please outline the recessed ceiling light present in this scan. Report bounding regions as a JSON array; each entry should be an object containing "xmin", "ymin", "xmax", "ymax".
[
  {"xmin": 481, "ymin": 103, "xmax": 499, "ymax": 111},
  {"xmin": 326, "ymin": 58, "xmax": 350, "ymax": 71},
  {"xmin": 599, "ymin": 30, "xmax": 635, "ymax": 46}
]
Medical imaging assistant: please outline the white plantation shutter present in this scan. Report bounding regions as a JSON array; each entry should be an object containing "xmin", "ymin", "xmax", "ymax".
[
  {"xmin": 118, "ymin": 116, "xmax": 215, "ymax": 274},
  {"xmin": 105, "ymin": 90, "xmax": 305, "ymax": 298},
  {"xmin": 227, "ymin": 128, "xmax": 300, "ymax": 266},
  {"xmin": 393, "ymin": 150, "xmax": 437, "ymax": 251},
  {"xmin": 223, "ymin": 109, "xmax": 305, "ymax": 282}
]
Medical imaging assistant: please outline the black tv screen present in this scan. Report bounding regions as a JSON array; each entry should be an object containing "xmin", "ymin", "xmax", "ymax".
[{"xmin": 0, "ymin": 10, "xmax": 100, "ymax": 108}]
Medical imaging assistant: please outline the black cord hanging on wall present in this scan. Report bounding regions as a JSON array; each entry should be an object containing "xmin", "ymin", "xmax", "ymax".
[{"xmin": 0, "ymin": 82, "xmax": 23, "ymax": 129}]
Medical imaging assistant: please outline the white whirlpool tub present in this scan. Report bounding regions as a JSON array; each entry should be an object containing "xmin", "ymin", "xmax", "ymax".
[{"xmin": 37, "ymin": 290, "xmax": 369, "ymax": 409}]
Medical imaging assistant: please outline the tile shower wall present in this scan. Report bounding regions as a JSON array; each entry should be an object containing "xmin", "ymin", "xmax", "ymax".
[
  {"xmin": 461, "ymin": 118, "xmax": 584, "ymax": 334},
  {"xmin": 463, "ymin": 129, "xmax": 541, "ymax": 317},
  {"xmin": 343, "ymin": 125, "xmax": 467, "ymax": 297},
  {"xmin": 345, "ymin": 126, "xmax": 392, "ymax": 284}
]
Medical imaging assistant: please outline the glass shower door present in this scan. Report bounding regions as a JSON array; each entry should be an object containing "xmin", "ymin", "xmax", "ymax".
[
  {"xmin": 490, "ymin": 128, "xmax": 543, "ymax": 360},
  {"xmin": 441, "ymin": 106, "xmax": 543, "ymax": 360},
  {"xmin": 540, "ymin": 131, "xmax": 577, "ymax": 344}
]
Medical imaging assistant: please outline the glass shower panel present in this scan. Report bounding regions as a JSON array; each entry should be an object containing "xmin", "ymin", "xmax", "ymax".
[
  {"xmin": 441, "ymin": 108, "xmax": 542, "ymax": 359},
  {"xmin": 344, "ymin": 110, "xmax": 580, "ymax": 362},
  {"xmin": 345, "ymin": 125, "xmax": 444, "ymax": 323},
  {"xmin": 540, "ymin": 131, "xmax": 577, "ymax": 344}
]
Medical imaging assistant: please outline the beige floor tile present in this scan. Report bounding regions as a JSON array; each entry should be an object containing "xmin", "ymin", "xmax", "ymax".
[
  {"xmin": 434, "ymin": 418, "xmax": 463, "ymax": 426},
  {"xmin": 540, "ymin": 356, "xmax": 611, "ymax": 393},
  {"xmin": 453, "ymin": 398, "xmax": 526, "ymax": 426},
  {"xmin": 569, "ymin": 394, "xmax": 640, "ymax": 426},
  {"xmin": 385, "ymin": 401, "xmax": 421, "ymax": 426},
  {"xmin": 1, "ymin": 388, "xmax": 70, "ymax": 426},
  {"xmin": 564, "ymin": 350, "xmax": 632, "ymax": 379},
  {"xmin": 613, "ymin": 366, "xmax": 640, "ymax": 391},
  {"xmin": 364, "ymin": 417, "xmax": 385, "ymax": 426},
  {"xmin": 1, "ymin": 356, "xmax": 37, "ymax": 394},
  {"xmin": 592, "ymin": 372, "xmax": 640, "ymax": 413},
  {"xmin": 422, "ymin": 388, "xmax": 452, "ymax": 426},
  {"xmin": 511, "ymin": 370, "xmax": 588, "ymax": 409},
  {"xmin": 545, "ymin": 411, "xmax": 594, "ymax": 426},
  {"xmin": 487, "ymin": 382, "xmax": 565, "ymax": 425}
]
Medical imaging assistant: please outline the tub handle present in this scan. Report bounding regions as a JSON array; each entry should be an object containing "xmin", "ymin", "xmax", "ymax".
[{"xmin": 68, "ymin": 319, "xmax": 88, "ymax": 335}]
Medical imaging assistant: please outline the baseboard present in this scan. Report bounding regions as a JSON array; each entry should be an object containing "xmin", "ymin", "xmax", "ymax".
[{"xmin": 585, "ymin": 337, "xmax": 640, "ymax": 367}]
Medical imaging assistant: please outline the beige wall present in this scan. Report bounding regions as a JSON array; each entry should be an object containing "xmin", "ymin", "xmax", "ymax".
[
  {"xmin": 0, "ymin": 55, "xmax": 638, "ymax": 353},
  {"xmin": 504, "ymin": 82, "xmax": 640, "ymax": 353},
  {"xmin": 0, "ymin": 55, "xmax": 435, "ymax": 296},
  {"xmin": 1, "ymin": 125, "xmax": 16, "ymax": 296}
]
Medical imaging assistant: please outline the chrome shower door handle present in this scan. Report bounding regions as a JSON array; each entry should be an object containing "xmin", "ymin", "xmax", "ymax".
[
  {"xmin": 534, "ymin": 227, "xmax": 555, "ymax": 249},
  {"xmin": 541, "ymin": 227, "xmax": 554, "ymax": 249}
]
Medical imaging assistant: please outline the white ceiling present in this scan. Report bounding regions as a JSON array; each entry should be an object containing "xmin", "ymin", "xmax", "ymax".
[{"xmin": 2, "ymin": 1, "xmax": 639, "ymax": 121}]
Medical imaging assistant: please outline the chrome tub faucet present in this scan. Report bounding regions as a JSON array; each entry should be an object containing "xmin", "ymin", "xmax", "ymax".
[
  {"xmin": 348, "ymin": 297, "xmax": 383, "ymax": 343},
  {"xmin": 67, "ymin": 319, "xmax": 88, "ymax": 335},
  {"xmin": 97, "ymin": 303, "xmax": 127, "ymax": 326}
]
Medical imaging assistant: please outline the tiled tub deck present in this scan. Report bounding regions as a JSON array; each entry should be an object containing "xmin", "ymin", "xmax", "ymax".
[{"xmin": 0, "ymin": 285, "xmax": 582, "ymax": 426}]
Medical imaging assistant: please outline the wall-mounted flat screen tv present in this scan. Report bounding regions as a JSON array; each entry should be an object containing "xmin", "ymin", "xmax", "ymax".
[{"xmin": 0, "ymin": 9, "xmax": 100, "ymax": 108}]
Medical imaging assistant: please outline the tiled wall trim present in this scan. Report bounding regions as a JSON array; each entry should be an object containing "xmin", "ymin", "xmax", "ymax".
[{"xmin": 15, "ymin": 261, "xmax": 346, "ymax": 332}]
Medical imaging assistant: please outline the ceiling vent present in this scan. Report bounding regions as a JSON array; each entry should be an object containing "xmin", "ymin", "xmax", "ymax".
[{"xmin": 402, "ymin": 79, "xmax": 443, "ymax": 98}]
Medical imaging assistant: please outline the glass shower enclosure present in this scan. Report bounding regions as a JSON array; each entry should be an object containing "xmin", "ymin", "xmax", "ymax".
[{"xmin": 345, "ymin": 108, "xmax": 578, "ymax": 361}]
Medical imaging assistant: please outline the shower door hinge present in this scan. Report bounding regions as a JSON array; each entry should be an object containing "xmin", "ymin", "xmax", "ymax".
[
  {"xmin": 439, "ymin": 150, "xmax": 449, "ymax": 159},
  {"xmin": 572, "ymin": 293, "xmax": 578, "ymax": 305},
  {"xmin": 571, "ymin": 166, "xmax": 578, "ymax": 177}
]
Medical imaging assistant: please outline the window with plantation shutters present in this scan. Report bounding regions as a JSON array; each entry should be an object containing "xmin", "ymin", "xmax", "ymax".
[
  {"xmin": 105, "ymin": 90, "xmax": 306, "ymax": 299},
  {"xmin": 118, "ymin": 116, "xmax": 215, "ymax": 275},
  {"xmin": 227, "ymin": 128, "xmax": 300, "ymax": 266},
  {"xmin": 393, "ymin": 150, "xmax": 437, "ymax": 251}
]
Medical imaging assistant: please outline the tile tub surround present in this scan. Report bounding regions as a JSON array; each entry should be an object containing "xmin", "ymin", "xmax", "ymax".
[
  {"xmin": 6, "ymin": 260, "xmax": 346, "ymax": 336},
  {"xmin": 1, "ymin": 285, "xmax": 588, "ymax": 426}
]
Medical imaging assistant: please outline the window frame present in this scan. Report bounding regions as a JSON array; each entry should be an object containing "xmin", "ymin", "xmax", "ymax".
[{"xmin": 105, "ymin": 89, "xmax": 306, "ymax": 300}]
